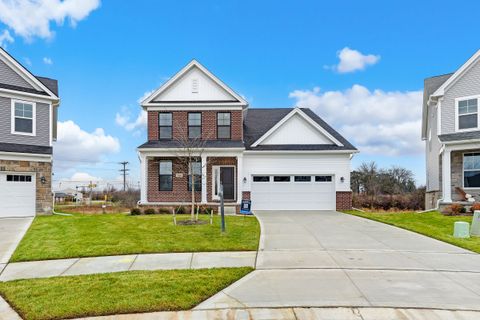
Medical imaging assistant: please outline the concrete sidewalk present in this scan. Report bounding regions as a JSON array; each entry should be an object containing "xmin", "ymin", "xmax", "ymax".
[
  {"xmin": 80, "ymin": 307, "xmax": 480, "ymax": 320},
  {"xmin": 0, "ymin": 251, "xmax": 256, "ymax": 281}
]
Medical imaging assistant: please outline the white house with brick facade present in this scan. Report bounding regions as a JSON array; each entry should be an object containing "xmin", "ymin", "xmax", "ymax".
[{"xmin": 137, "ymin": 60, "xmax": 357, "ymax": 213}]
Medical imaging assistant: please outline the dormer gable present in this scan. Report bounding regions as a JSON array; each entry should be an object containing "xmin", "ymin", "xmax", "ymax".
[
  {"xmin": 251, "ymin": 108, "xmax": 343, "ymax": 147},
  {"xmin": 142, "ymin": 60, "xmax": 248, "ymax": 109}
]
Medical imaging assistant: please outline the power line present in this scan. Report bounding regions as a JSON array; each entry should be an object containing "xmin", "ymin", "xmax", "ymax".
[{"xmin": 119, "ymin": 161, "xmax": 130, "ymax": 191}]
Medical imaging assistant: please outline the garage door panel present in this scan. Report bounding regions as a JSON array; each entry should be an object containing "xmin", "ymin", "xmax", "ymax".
[
  {"xmin": 251, "ymin": 175, "xmax": 335, "ymax": 211},
  {"xmin": 0, "ymin": 173, "xmax": 35, "ymax": 218}
]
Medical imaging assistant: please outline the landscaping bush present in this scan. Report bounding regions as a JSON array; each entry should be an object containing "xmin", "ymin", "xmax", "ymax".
[
  {"xmin": 130, "ymin": 208, "xmax": 141, "ymax": 216},
  {"xmin": 158, "ymin": 208, "xmax": 172, "ymax": 214},
  {"xmin": 442, "ymin": 203, "xmax": 465, "ymax": 215},
  {"xmin": 470, "ymin": 202, "xmax": 480, "ymax": 213},
  {"xmin": 144, "ymin": 208, "xmax": 156, "ymax": 215},
  {"xmin": 353, "ymin": 190, "xmax": 425, "ymax": 211},
  {"xmin": 175, "ymin": 206, "xmax": 186, "ymax": 214}
]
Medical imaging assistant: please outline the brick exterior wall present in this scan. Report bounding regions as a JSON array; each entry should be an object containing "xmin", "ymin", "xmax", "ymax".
[
  {"xmin": 0, "ymin": 159, "xmax": 52, "ymax": 215},
  {"xmin": 336, "ymin": 191, "xmax": 352, "ymax": 210},
  {"xmin": 207, "ymin": 157, "xmax": 237, "ymax": 203},
  {"xmin": 242, "ymin": 191, "xmax": 251, "ymax": 200},
  {"xmin": 147, "ymin": 110, "xmax": 243, "ymax": 141},
  {"xmin": 147, "ymin": 157, "xmax": 201, "ymax": 203}
]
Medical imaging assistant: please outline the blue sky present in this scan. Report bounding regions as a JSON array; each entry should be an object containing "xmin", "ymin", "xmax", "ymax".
[{"xmin": 1, "ymin": 0, "xmax": 479, "ymax": 189}]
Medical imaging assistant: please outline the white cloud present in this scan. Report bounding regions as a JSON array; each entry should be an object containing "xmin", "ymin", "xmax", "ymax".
[
  {"xmin": 115, "ymin": 107, "xmax": 147, "ymax": 132},
  {"xmin": 289, "ymin": 85, "xmax": 423, "ymax": 156},
  {"xmin": 327, "ymin": 47, "xmax": 380, "ymax": 73},
  {"xmin": 0, "ymin": 29, "xmax": 13, "ymax": 48},
  {"xmin": 0, "ymin": 0, "xmax": 100, "ymax": 40},
  {"xmin": 70, "ymin": 172, "xmax": 102, "ymax": 182},
  {"xmin": 137, "ymin": 90, "xmax": 154, "ymax": 104},
  {"xmin": 54, "ymin": 120, "xmax": 120, "ymax": 163},
  {"xmin": 43, "ymin": 57, "xmax": 53, "ymax": 65}
]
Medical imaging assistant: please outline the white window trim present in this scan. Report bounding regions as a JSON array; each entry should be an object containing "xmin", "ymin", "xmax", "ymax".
[
  {"xmin": 211, "ymin": 165, "xmax": 236, "ymax": 201},
  {"xmin": 11, "ymin": 99, "xmax": 36, "ymax": 136},
  {"xmin": 463, "ymin": 151, "xmax": 480, "ymax": 189},
  {"xmin": 455, "ymin": 95, "xmax": 480, "ymax": 132}
]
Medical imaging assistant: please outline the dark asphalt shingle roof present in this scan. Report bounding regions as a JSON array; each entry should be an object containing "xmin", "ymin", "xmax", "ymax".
[
  {"xmin": 439, "ymin": 131, "xmax": 480, "ymax": 142},
  {"xmin": 36, "ymin": 76, "xmax": 59, "ymax": 96},
  {"xmin": 0, "ymin": 83, "xmax": 48, "ymax": 96},
  {"xmin": 243, "ymin": 108, "xmax": 357, "ymax": 151},
  {"xmin": 138, "ymin": 140, "xmax": 245, "ymax": 149},
  {"xmin": 138, "ymin": 108, "xmax": 357, "ymax": 152},
  {"xmin": 0, "ymin": 142, "xmax": 52, "ymax": 155}
]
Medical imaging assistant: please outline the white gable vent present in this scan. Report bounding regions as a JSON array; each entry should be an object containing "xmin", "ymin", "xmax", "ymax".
[{"xmin": 192, "ymin": 78, "xmax": 199, "ymax": 93}]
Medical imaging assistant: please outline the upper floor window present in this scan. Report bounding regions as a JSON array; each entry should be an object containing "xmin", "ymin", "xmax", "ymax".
[
  {"xmin": 159, "ymin": 160, "xmax": 173, "ymax": 191},
  {"xmin": 188, "ymin": 113, "xmax": 202, "ymax": 139},
  {"xmin": 464, "ymin": 153, "xmax": 480, "ymax": 188},
  {"xmin": 457, "ymin": 98, "xmax": 478, "ymax": 130},
  {"xmin": 12, "ymin": 101, "xmax": 35, "ymax": 135},
  {"xmin": 217, "ymin": 112, "xmax": 231, "ymax": 139},
  {"xmin": 159, "ymin": 113, "xmax": 172, "ymax": 139},
  {"xmin": 188, "ymin": 159, "xmax": 202, "ymax": 191}
]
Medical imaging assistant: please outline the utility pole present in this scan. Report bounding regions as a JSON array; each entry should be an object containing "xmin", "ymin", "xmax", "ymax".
[{"xmin": 119, "ymin": 162, "xmax": 129, "ymax": 191}]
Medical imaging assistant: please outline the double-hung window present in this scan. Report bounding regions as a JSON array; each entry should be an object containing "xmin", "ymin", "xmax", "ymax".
[
  {"xmin": 217, "ymin": 112, "xmax": 231, "ymax": 139},
  {"xmin": 159, "ymin": 160, "xmax": 173, "ymax": 191},
  {"xmin": 457, "ymin": 98, "xmax": 478, "ymax": 130},
  {"xmin": 159, "ymin": 113, "xmax": 172, "ymax": 139},
  {"xmin": 12, "ymin": 101, "xmax": 35, "ymax": 135},
  {"xmin": 464, "ymin": 153, "xmax": 480, "ymax": 188},
  {"xmin": 188, "ymin": 160, "xmax": 202, "ymax": 191},
  {"xmin": 188, "ymin": 113, "xmax": 202, "ymax": 139}
]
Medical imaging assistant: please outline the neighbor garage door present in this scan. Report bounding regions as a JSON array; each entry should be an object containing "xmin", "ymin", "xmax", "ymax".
[
  {"xmin": 0, "ymin": 173, "xmax": 35, "ymax": 218},
  {"xmin": 251, "ymin": 175, "xmax": 335, "ymax": 211}
]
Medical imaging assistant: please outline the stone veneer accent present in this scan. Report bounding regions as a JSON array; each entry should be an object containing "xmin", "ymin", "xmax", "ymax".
[
  {"xmin": 336, "ymin": 191, "xmax": 352, "ymax": 210},
  {"xmin": 0, "ymin": 159, "xmax": 52, "ymax": 215},
  {"xmin": 451, "ymin": 150, "xmax": 480, "ymax": 201}
]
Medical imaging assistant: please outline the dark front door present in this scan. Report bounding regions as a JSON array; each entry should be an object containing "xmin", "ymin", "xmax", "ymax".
[{"xmin": 220, "ymin": 167, "xmax": 235, "ymax": 200}]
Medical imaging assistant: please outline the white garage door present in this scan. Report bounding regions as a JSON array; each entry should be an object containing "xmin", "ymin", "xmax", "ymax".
[
  {"xmin": 251, "ymin": 175, "xmax": 335, "ymax": 211},
  {"xmin": 0, "ymin": 173, "xmax": 35, "ymax": 218}
]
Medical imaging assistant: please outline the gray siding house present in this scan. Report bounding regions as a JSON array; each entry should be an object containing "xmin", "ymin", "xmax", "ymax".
[
  {"xmin": 423, "ymin": 50, "xmax": 480, "ymax": 209},
  {"xmin": 0, "ymin": 48, "xmax": 60, "ymax": 217}
]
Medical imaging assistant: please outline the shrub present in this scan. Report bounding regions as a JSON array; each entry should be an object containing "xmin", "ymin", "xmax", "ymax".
[
  {"xmin": 470, "ymin": 202, "xmax": 480, "ymax": 213},
  {"xmin": 130, "ymin": 208, "xmax": 141, "ymax": 216},
  {"xmin": 443, "ymin": 203, "xmax": 465, "ymax": 215},
  {"xmin": 158, "ymin": 207, "xmax": 172, "ymax": 214},
  {"xmin": 144, "ymin": 208, "xmax": 156, "ymax": 215},
  {"xmin": 176, "ymin": 206, "xmax": 186, "ymax": 214}
]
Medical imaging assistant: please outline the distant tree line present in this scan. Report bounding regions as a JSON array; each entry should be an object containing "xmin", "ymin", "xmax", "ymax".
[{"xmin": 351, "ymin": 162, "xmax": 425, "ymax": 211}]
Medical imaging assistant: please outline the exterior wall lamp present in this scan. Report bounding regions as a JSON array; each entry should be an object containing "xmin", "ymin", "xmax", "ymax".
[
  {"xmin": 40, "ymin": 176, "xmax": 47, "ymax": 184},
  {"xmin": 243, "ymin": 177, "xmax": 247, "ymax": 184},
  {"xmin": 340, "ymin": 176, "xmax": 345, "ymax": 183}
]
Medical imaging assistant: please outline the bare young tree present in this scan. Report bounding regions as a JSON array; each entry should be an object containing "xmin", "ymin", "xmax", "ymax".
[{"xmin": 173, "ymin": 117, "xmax": 212, "ymax": 221}]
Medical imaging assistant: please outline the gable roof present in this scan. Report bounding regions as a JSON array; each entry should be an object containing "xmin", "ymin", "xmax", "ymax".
[
  {"xmin": 142, "ymin": 59, "xmax": 247, "ymax": 107},
  {"xmin": 432, "ymin": 49, "xmax": 480, "ymax": 98},
  {"xmin": 0, "ymin": 47, "xmax": 59, "ymax": 100},
  {"xmin": 243, "ymin": 108, "xmax": 357, "ymax": 151},
  {"xmin": 421, "ymin": 73, "xmax": 453, "ymax": 139}
]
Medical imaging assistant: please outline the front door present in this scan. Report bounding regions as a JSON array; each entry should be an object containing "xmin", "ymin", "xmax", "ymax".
[{"xmin": 220, "ymin": 167, "xmax": 235, "ymax": 200}]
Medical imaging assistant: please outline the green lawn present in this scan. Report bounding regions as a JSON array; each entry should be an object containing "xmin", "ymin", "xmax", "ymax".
[
  {"xmin": 11, "ymin": 214, "xmax": 260, "ymax": 262},
  {"xmin": 344, "ymin": 210, "xmax": 480, "ymax": 253},
  {"xmin": 0, "ymin": 268, "xmax": 252, "ymax": 320}
]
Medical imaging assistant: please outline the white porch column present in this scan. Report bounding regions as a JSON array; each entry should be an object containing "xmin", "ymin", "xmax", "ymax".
[
  {"xmin": 237, "ymin": 154, "xmax": 243, "ymax": 204},
  {"xmin": 140, "ymin": 153, "xmax": 148, "ymax": 204},
  {"xmin": 442, "ymin": 148, "xmax": 452, "ymax": 203},
  {"xmin": 201, "ymin": 154, "xmax": 207, "ymax": 204}
]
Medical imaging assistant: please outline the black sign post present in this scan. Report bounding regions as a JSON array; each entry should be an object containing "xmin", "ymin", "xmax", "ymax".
[{"xmin": 220, "ymin": 184, "xmax": 226, "ymax": 232}]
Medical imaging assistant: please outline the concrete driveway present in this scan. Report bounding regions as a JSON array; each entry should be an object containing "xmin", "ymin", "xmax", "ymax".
[
  {"xmin": 0, "ymin": 218, "xmax": 33, "ymax": 270},
  {"xmin": 196, "ymin": 211, "xmax": 480, "ymax": 311}
]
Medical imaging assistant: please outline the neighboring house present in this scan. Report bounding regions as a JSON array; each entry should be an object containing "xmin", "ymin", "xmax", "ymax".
[
  {"xmin": 423, "ymin": 50, "xmax": 480, "ymax": 210},
  {"xmin": 0, "ymin": 48, "xmax": 59, "ymax": 217},
  {"xmin": 138, "ymin": 60, "xmax": 357, "ymax": 213}
]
